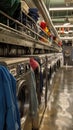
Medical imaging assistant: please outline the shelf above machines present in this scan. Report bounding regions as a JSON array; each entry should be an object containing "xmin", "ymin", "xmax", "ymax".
[{"xmin": 0, "ymin": 10, "xmax": 62, "ymax": 54}]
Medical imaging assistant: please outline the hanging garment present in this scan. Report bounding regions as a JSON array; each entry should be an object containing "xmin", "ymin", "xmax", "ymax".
[
  {"xmin": 26, "ymin": 69, "xmax": 38, "ymax": 118},
  {"xmin": 30, "ymin": 58, "xmax": 40, "ymax": 71},
  {"xmin": 34, "ymin": 57, "xmax": 44, "ymax": 94},
  {"xmin": 0, "ymin": 65, "xmax": 21, "ymax": 130}
]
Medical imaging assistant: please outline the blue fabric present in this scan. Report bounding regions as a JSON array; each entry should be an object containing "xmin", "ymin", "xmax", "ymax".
[
  {"xmin": 28, "ymin": 13, "xmax": 39, "ymax": 17},
  {"xmin": 28, "ymin": 8, "xmax": 39, "ymax": 22},
  {"xmin": 29, "ymin": 8, "xmax": 38, "ymax": 13},
  {"xmin": 34, "ymin": 57, "xmax": 41, "ymax": 65},
  {"xmin": 28, "ymin": 14, "xmax": 39, "ymax": 22},
  {"xmin": 22, "ymin": 12, "xmax": 27, "ymax": 25},
  {"xmin": 0, "ymin": 65, "xmax": 21, "ymax": 130}
]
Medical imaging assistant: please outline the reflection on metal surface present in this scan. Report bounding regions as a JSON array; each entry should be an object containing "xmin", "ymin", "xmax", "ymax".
[
  {"xmin": 49, "ymin": 73, "xmax": 55, "ymax": 85},
  {"xmin": 48, "ymin": 94, "xmax": 54, "ymax": 111}
]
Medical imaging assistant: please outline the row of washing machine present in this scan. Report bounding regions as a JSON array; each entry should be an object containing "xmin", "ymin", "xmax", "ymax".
[{"xmin": 0, "ymin": 53, "xmax": 63, "ymax": 130}]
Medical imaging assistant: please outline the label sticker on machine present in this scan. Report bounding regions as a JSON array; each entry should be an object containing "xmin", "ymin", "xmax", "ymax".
[{"xmin": 10, "ymin": 68, "xmax": 17, "ymax": 76}]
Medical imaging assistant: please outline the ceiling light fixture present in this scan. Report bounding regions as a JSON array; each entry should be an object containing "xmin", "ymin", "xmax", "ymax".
[
  {"xmin": 63, "ymin": 23, "xmax": 70, "ymax": 26},
  {"xmin": 60, "ymin": 36, "xmax": 73, "ymax": 40},
  {"xmin": 55, "ymin": 25, "xmax": 73, "ymax": 28},
  {"xmin": 49, "ymin": 7, "xmax": 73, "ymax": 11}
]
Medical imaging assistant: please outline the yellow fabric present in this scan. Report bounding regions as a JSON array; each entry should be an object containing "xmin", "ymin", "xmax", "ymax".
[{"xmin": 44, "ymin": 27, "xmax": 51, "ymax": 36}]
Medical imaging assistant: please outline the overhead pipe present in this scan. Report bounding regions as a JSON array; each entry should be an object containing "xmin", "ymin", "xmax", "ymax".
[{"xmin": 32, "ymin": 0, "xmax": 60, "ymax": 40}]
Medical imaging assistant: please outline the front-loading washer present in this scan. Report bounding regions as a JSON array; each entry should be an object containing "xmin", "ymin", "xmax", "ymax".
[
  {"xmin": 23, "ymin": 54, "xmax": 48, "ymax": 129},
  {"xmin": 0, "ymin": 57, "xmax": 32, "ymax": 130}
]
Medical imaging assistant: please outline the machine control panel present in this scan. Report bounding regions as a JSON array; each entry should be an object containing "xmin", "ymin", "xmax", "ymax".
[
  {"xmin": 10, "ymin": 68, "xmax": 17, "ymax": 77},
  {"xmin": 4, "ymin": 58, "xmax": 30, "ymax": 77},
  {"xmin": 17, "ymin": 63, "xmax": 25, "ymax": 75},
  {"xmin": 17, "ymin": 63, "xmax": 30, "ymax": 75}
]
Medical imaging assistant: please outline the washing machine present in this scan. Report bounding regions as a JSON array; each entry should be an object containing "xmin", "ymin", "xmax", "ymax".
[
  {"xmin": 46, "ymin": 54, "xmax": 54, "ymax": 78},
  {"xmin": 24, "ymin": 54, "xmax": 47, "ymax": 128},
  {"xmin": 0, "ymin": 57, "xmax": 32, "ymax": 130}
]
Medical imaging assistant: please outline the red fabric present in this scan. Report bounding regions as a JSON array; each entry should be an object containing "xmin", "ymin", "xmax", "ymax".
[
  {"xmin": 30, "ymin": 58, "xmax": 39, "ymax": 70},
  {"xmin": 58, "ymin": 41, "xmax": 62, "ymax": 46},
  {"xmin": 61, "ymin": 27, "xmax": 64, "ymax": 33},
  {"xmin": 53, "ymin": 36, "xmax": 56, "ymax": 40},
  {"xmin": 40, "ymin": 22, "xmax": 47, "ymax": 29}
]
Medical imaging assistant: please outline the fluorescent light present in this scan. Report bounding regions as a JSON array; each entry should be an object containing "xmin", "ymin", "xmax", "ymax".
[
  {"xmin": 60, "ymin": 37, "xmax": 73, "ymax": 40},
  {"xmin": 64, "ymin": 31, "xmax": 69, "ymax": 34},
  {"xmin": 58, "ymin": 30, "xmax": 73, "ymax": 34},
  {"xmin": 55, "ymin": 25, "xmax": 73, "ymax": 28},
  {"xmin": 49, "ymin": 7, "xmax": 73, "ymax": 11},
  {"xmin": 63, "ymin": 23, "xmax": 70, "ymax": 26}
]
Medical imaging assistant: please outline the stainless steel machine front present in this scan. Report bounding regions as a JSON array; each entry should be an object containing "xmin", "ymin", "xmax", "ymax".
[
  {"xmin": 24, "ymin": 54, "xmax": 47, "ymax": 128},
  {"xmin": 0, "ymin": 57, "xmax": 32, "ymax": 130}
]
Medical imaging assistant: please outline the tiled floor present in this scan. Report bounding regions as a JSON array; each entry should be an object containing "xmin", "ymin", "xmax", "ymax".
[{"xmin": 40, "ymin": 67, "xmax": 73, "ymax": 130}]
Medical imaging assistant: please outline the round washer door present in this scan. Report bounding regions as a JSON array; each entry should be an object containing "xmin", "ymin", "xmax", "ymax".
[{"xmin": 17, "ymin": 80, "xmax": 30, "ymax": 118}]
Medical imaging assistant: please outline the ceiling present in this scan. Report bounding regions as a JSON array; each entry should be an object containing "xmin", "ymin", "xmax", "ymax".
[{"xmin": 45, "ymin": 0, "xmax": 73, "ymax": 42}]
